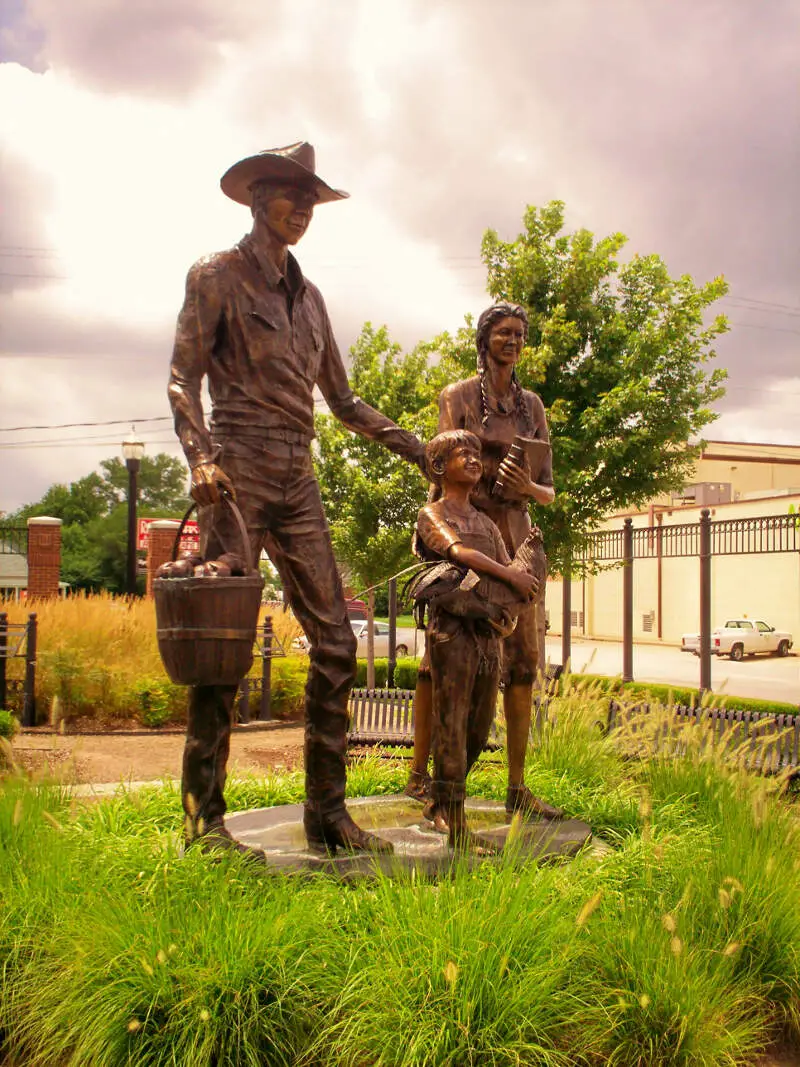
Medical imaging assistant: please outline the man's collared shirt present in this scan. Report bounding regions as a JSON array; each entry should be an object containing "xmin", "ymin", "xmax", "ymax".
[{"xmin": 169, "ymin": 233, "xmax": 423, "ymax": 469}]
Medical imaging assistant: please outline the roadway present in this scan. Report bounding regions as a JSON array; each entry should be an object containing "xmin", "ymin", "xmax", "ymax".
[{"xmin": 545, "ymin": 636, "xmax": 800, "ymax": 706}]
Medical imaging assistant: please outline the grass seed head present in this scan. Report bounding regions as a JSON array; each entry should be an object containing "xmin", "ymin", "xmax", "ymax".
[
  {"xmin": 12, "ymin": 797, "xmax": 23, "ymax": 826},
  {"xmin": 199, "ymin": 1009, "xmax": 210, "ymax": 1022},
  {"xmin": 41, "ymin": 810, "xmax": 64, "ymax": 832},
  {"xmin": 718, "ymin": 888, "xmax": 731, "ymax": 909},
  {"xmin": 576, "ymin": 890, "xmax": 603, "ymax": 927},
  {"xmin": 639, "ymin": 994, "xmax": 651, "ymax": 1009},
  {"xmin": 723, "ymin": 941, "xmax": 741, "ymax": 957},
  {"xmin": 661, "ymin": 913, "xmax": 677, "ymax": 934},
  {"xmin": 443, "ymin": 961, "xmax": 459, "ymax": 989},
  {"xmin": 670, "ymin": 936, "xmax": 683, "ymax": 956},
  {"xmin": 127, "ymin": 1019, "xmax": 142, "ymax": 1033}
]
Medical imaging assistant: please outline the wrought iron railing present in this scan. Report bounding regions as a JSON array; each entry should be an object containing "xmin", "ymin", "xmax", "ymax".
[
  {"xmin": 578, "ymin": 512, "xmax": 800, "ymax": 562},
  {"xmin": 0, "ymin": 526, "xmax": 27, "ymax": 557}
]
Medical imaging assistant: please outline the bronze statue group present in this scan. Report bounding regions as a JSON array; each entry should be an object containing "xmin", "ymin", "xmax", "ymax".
[{"xmin": 168, "ymin": 142, "xmax": 562, "ymax": 860}]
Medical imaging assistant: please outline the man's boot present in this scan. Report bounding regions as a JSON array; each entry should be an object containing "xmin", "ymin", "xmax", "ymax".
[{"xmin": 303, "ymin": 711, "xmax": 393, "ymax": 855}]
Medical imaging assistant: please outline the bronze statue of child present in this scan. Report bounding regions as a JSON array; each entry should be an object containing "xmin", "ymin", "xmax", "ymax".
[{"xmin": 409, "ymin": 429, "xmax": 541, "ymax": 851}]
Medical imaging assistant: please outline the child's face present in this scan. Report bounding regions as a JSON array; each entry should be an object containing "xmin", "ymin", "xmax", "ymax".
[{"xmin": 443, "ymin": 443, "xmax": 483, "ymax": 488}]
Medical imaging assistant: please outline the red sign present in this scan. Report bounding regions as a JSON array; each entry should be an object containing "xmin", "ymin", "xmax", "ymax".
[{"xmin": 137, "ymin": 517, "xmax": 200, "ymax": 553}]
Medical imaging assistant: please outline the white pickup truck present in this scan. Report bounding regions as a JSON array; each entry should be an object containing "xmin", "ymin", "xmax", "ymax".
[{"xmin": 681, "ymin": 619, "xmax": 793, "ymax": 661}]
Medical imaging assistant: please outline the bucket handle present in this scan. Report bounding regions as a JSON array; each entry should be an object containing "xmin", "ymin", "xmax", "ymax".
[{"xmin": 171, "ymin": 492, "xmax": 255, "ymax": 575}]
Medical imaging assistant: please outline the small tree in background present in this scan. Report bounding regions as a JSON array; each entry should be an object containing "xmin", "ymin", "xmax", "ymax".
[
  {"xmin": 314, "ymin": 324, "xmax": 445, "ymax": 594},
  {"xmin": 8, "ymin": 453, "xmax": 191, "ymax": 593}
]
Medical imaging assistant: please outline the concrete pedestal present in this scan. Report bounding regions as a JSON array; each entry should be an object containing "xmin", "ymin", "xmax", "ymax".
[{"xmin": 224, "ymin": 795, "xmax": 592, "ymax": 878}]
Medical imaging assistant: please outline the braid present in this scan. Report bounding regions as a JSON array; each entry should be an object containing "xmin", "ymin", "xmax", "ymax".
[
  {"xmin": 511, "ymin": 370, "xmax": 535, "ymax": 433},
  {"xmin": 477, "ymin": 352, "xmax": 491, "ymax": 426}
]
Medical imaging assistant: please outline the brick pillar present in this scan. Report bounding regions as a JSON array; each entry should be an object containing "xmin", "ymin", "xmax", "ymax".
[
  {"xmin": 26, "ymin": 517, "xmax": 63, "ymax": 599},
  {"xmin": 146, "ymin": 520, "xmax": 181, "ymax": 597}
]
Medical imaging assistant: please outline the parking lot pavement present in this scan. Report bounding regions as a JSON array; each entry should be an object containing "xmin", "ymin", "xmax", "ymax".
[{"xmin": 545, "ymin": 636, "xmax": 800, "ymax": 705}]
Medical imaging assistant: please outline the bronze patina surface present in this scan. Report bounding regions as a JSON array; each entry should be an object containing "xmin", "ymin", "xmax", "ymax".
[
  {"xmin": 406, "ymin": 304, "xmax": 562, "ymax": 822},
  {"xmin": 409, "ymin": 430, "xmax": 546, "ymax": 850},
  {"xmin": 169, "ymin": 142, "xmax": 425, "ymax": 859}
]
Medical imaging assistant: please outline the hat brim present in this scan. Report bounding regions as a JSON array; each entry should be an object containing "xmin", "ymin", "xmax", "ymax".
[{"xmin": 220, "ymin": 153, "xmax": 349, "ymax": 207}]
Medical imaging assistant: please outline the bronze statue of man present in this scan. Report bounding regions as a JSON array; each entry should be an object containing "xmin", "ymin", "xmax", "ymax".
[{"xmin": 168, "ymin": 142, "xmax": 425, "ymax": 857}]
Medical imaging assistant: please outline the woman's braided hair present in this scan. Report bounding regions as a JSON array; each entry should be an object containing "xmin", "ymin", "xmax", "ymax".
[{"xmin": 475, "ymin": 302, "xmax": 533, "ymax": 430}]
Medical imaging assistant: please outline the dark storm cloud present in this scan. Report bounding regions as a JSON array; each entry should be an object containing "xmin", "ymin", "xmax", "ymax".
[
  {"xmin": 7, "ymin": 0, "xmax": 252, "ymax": 98},
  {"xmin": 373, "ymin": 0, "xmax": 800, "ymax": 395},
  {"xmin": 0, "ymin": 296, "xmax": 170, "ymax": 360},
  {"xmin": 1, "ymin": 0, "xmax": 796, "ymax": 464}
]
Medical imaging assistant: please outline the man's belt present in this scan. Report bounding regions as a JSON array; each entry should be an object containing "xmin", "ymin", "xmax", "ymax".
[{"xmin": 213, "ymin": 426, "xmax": 312, "ymax": 447}]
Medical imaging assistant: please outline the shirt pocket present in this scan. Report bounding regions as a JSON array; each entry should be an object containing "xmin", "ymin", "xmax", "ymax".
[
  {"xmin": 295, "ymin": 301, "xmax": 325, "ymax": 381},
  {"xmin": 243, "ymin": 296, "xmax": 288, "ymax": 365}
]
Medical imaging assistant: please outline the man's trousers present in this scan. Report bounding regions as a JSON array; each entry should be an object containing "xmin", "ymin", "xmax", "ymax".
[{"xmin": 182, "ymin": 438, "xmax": 357, "ymax": 833}]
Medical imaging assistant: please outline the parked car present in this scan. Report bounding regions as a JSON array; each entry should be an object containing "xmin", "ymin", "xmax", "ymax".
[
  {"xmin": 681, "ymin": 619, "xmax": 793, "ymax": 661},
  {"xmin": 351, "ymin": 620, "xmax": 409, "ymax": 657},
  {"xmin": 345, "ymin": 598, "xmax": 367, "ymax": 620},
  {"xmin": 293, "ymin": 620, "xmax": 412, "ymax": 657}
]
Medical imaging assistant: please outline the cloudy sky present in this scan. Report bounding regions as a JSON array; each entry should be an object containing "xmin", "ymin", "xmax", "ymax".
[{"xmin": 0, "ymin": 0, "xmax": 798, "ymax": 514}]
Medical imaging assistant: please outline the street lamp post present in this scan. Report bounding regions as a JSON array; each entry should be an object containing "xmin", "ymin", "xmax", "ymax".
[{"xmin": 122, "ymin": 432, "xmax": 145, "ymax": 595}]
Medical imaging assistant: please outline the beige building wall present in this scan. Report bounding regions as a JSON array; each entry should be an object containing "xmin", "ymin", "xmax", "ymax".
[
  {"xmin": 647, "ymin": 440, "xmax": 800, "ymax": 507},
  {"xmin": 547, "ymin": 487, "xmax": 800, "ymax": 645}
]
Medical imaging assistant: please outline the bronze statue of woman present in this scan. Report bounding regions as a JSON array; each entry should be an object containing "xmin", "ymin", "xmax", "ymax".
[{"xmin": 406, "ymin": 301, "xmax": 562, "ymax": 823}]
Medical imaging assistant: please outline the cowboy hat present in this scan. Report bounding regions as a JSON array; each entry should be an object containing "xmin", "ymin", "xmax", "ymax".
[{"xmin": 220, "ymin": 142, "xmax": 349, "ymax": 206}]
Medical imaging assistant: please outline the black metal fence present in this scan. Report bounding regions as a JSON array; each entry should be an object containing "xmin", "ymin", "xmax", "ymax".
[
  {"xmin": 564, "ymin": 509, "xmax": 800, "ymax": 692},
  {"xmin": 0, "ymin": 612, "xmax": 37, "ymax": 726},
  {"xmin": 0, "ymin": 525, "xmax": 27, "ymax": 557},
  {"xmin": 236, "ymin": 617, "xmax": 285, "ymax": 724}
]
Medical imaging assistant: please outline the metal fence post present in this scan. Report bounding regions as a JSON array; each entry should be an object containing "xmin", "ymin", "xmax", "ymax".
[
  {"xmin": 699, "ymin": 508, "xmax": 712, "ymax": 692},
  {"xmin": 22, "ymin": 612, "xmax": 37, "ymax": 728},
  {"xmin": 0, "ymin": 612, "xmax": 7, "ymax": 710},
  {"xmin": 623, "ymin": 517, "xmax": 634, "ymax": 682},
  {"xmin": 258, "ymin": 616, "xmax": 273, "ymax": 721},
  {"xmin": 237, "ymin": 677, "xmax": 250, "ymax": 724},
  {"xmin": 387, "ymin": 577, "xmax": 397, "ymax": 689},
  {"xmin": 561, "ymin": 555, "xmax": 572, "ymax": 670}
]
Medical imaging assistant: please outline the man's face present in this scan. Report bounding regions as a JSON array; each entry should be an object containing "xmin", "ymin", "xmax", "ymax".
[
  {"xmin": 443, "ymin": 442, "xmax": 483, "ymax": 488},
  {"xmin": 487, "ymin": 316, "xmax": 526, "ymax": 366},
  {"xmin": 260, "ymin": 183, "xmax": 317, "ymax": 245}
]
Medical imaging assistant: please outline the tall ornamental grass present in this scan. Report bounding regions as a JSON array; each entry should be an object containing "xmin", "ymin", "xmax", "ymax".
[
  {"xmin": 0, "ymin": 689, "xmax": 799, "ymax": 1064},
  {"xmin": 1, "ymin": 592, "xmax": 304, "ymax": 725}
]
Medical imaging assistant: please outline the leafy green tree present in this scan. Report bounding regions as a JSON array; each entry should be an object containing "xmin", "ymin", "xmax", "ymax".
[
  {"xmin": 9, "ymin": 452, "xmax": 190, "ymax": 593},
  {"xmin": 476, "ymin": 200, "xmax": 728, "ymax": 568},
  {"xmin": 315, "ymin": 202, "xmax": 727, "ymax": 586},
  {"xmin": 98, "ymin": 454, "xmax": 191, "ymax": 512},
  {"xmin": 314, "ymin": 325, "xmax": 445, "ymax": 591}
]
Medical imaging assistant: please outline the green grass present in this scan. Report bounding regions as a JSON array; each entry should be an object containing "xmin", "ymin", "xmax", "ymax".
[
  {"xmin": 375, "ymin": 615, "xmax": 416, "ymax": 629},
  {"xmin": 1, "ymin": 694, "xmax": 799, "ymax": 1065}
]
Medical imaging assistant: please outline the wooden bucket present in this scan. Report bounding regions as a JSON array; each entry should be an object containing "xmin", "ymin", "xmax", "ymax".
[{"xmin": 154, "ymin": 496, "xmax": 264, "ymax": 686}]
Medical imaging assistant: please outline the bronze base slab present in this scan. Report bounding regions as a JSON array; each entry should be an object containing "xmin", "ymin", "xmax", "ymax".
[{"xmin": 223, "ymin": 796, "xmax": 592, "ymax": 878}]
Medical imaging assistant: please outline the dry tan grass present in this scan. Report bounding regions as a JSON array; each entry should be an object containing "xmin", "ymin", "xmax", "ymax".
[{"xmin": 1, "ymin": 592, "xmax": 304, "ymax": 722}]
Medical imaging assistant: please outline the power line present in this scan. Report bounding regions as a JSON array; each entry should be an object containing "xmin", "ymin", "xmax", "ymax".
[{"xmin": 0, "ymin": 416, "xmax": 172, "ymax": 433}]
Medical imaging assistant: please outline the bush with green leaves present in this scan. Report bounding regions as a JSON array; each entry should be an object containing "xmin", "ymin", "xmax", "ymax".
[{"xmin": 0, "ymin": 709, "xmax": 18, "ymax": 741}]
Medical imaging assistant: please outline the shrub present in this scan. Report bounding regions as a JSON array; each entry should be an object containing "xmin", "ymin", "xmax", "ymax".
[
  {"xmin": 0, "ymin": 709, "xmax": 18, "ymax": 741},
  {"xmin": 354, "ymin": 657, "xmax": 420, "ymax": 689},
  {"xmin": 267, "ymin": 657, "xmax": 308, "ymax": 719},
  {"xmin": 127, "ymin": 676, "xmax": 183, "ymax": 728}
]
